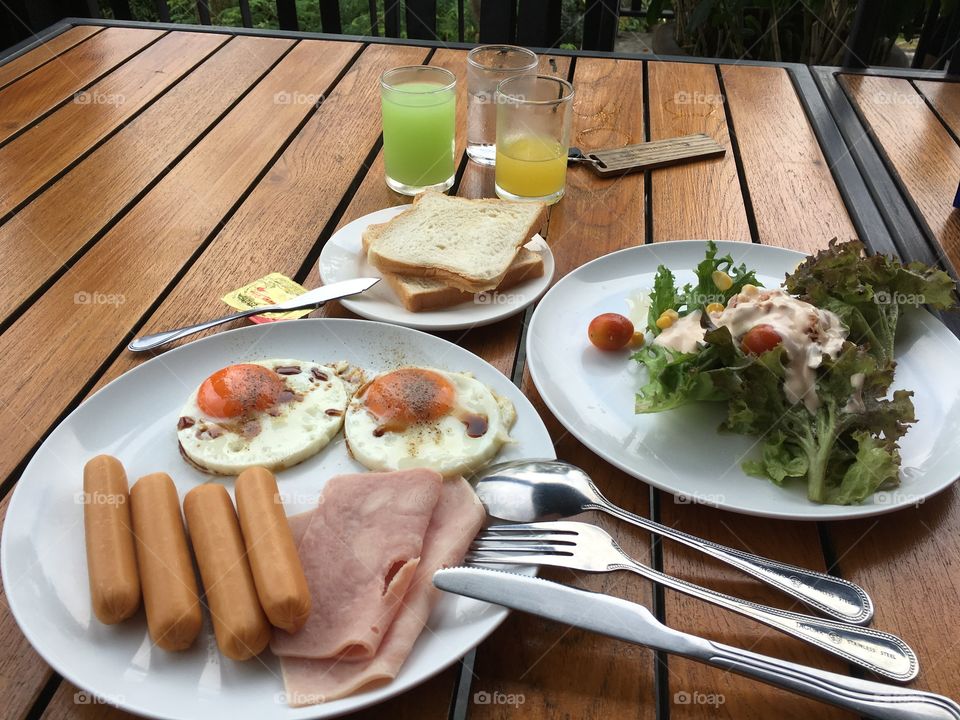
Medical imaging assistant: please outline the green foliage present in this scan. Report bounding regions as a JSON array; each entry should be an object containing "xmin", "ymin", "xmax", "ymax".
[{"xmin": 666, "ymin": 0, "xmax": 930, "ymax": 65}]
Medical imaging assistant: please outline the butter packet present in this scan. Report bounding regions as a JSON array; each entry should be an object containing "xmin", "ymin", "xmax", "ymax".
[{"xmin": 222, "ymin": 273, "xmax": 311, "ymax": 324}]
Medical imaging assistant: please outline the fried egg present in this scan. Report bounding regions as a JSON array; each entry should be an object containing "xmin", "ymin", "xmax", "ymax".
[
  {"xmin": 343, "ymin": 367, "xmax": 515, "ymax": 476},
  {"xmin": 177, "ymin": 359, "xmax": 354, "ymax": 475}
]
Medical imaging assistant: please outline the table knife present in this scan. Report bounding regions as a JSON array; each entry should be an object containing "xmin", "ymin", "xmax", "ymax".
[
  {"xmin": 433, "ymin": 567, "xmax": 960, "ymax": 720},
  {"xmin": 127, "ymin": 277, "xmax": 379, "ymax": 352}
]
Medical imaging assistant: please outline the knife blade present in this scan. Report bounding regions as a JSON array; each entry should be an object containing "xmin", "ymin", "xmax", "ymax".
[
  {"xmin": 433, "ymin": 566, "xmax": 691, "ymax": 651},
  {"xmin": 127, "ymin": 277, "xmax": 380, "ymax": 352},
  {"xmin": 433, "ymin": 567, "xmax": 960, "ymax": 720},
  {"xmin": 270, "ymin": 277, "xmax": 379, "ymax": 311}
]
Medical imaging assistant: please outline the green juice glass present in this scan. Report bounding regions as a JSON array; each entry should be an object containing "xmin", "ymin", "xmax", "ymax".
[{"xmin": 380, "ymin": 66, "xmax": 457, "ymax": 195}]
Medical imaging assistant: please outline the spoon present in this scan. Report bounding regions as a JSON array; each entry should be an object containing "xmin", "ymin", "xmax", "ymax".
[{"xmin": 472, "ymin": 459, "xmax": 874, "ymax": 625}]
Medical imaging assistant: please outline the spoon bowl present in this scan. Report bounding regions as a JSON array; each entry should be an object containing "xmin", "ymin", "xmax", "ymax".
[{"xmin": 471, "ymin": 459, "xmax": 875, "ymax": 624}]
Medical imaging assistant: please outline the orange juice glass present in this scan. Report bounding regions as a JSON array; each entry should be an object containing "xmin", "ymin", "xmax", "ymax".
[{"xmin": 494, "ymin": 75, "xmax": 574, "ymax": 205}]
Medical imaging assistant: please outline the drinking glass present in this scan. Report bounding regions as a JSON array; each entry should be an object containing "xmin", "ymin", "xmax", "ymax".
[
  {"xmin": 379, "ymin": 66, "xmax": 456, "ymax": 195},
  {"xmin": 494, "ymin": 75, "xmax": 574, "ymax": 205},
  {"xmin": 466, "ymin": 45, "xmax": 538, "ymax": 165}
]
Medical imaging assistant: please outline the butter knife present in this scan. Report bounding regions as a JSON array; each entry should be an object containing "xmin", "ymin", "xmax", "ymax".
[
  {"xmin": 127, "ymin": 278, "xmax": 380, "ymax": 352},
  {"xmin": 434, "ymin": 567, "xmax": 960, "ymax": 720}
]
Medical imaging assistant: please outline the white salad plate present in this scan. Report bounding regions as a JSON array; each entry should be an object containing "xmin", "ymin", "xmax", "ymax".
[
  {"xmin": 1, "ymin": 319, "xmax": 554, "ymax": 720},
  {"xmin": 318, "ymin": 205, "xmax": 555, "ymax": 331},
  {"xmin": 526, "ymin": 241, "xmax": 960, "ymax": 520}
]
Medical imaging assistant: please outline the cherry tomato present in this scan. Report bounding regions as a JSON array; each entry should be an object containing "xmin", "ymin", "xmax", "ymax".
[
  {"xmin": 741, "ymin": 324, "xmax": 782, "ymax": 355},
  {"xmin": 588, "ymin": 313, "xmax": 635, "ymax": 351}
]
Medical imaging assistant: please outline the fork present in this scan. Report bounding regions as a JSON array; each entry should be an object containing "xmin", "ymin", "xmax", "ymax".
[{"xmin": 468, "ymin": 521, "xmax": 918, "ymax": 682}]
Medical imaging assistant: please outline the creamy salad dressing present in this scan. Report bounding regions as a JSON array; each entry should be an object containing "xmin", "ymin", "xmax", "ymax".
[{"xmin": 653, "ymin": 288, "xmax": 848, "ymax": 412}]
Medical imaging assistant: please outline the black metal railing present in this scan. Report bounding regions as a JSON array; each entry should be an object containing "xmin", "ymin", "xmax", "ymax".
[{"xmin": 74, "ymin": 0, "xmax": 621, "ymax": 51}]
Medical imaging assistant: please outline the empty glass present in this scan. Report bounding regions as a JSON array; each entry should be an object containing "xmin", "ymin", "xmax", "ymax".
[
  {"xmin": 495, "ymin": 75, "xmax": 574, "ymax": 204},
  {"xmin": 466, "ymin": 45, "xmax": 538, "ymax": 165}
]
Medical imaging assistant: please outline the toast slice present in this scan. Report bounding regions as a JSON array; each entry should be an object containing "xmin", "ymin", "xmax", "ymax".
[
  {"xmin": 383, "ymin": 247, "xmax": 545, "ymax": 312},
  {"xmin": 363, "ymin": 191, "xmax": 545, "ymax": 293}
]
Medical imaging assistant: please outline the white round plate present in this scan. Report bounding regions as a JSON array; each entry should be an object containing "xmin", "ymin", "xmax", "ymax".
[
  {"xmin": 1, "ymin": 319, "xmax": 554, "ymax": 720},
  {"xmin": 526, "ymin": 241, "xmax": 960, "ymax": 521},
  {"xmin": 318, "ymin": 206, "xmax": 555, "ymax": 331}
]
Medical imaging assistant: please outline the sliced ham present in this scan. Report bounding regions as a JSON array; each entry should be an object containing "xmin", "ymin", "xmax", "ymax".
[
  {"xmin": 270, "ymin": 469, "xmax": 443, "ymax": 660},
  {"xmin": 280, "ymin": 476, "xmax": 485, "ymax": 706}
]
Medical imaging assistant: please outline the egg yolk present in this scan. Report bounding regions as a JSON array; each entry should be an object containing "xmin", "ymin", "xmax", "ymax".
[
  {"xmin": 197, "ymin": 364, "xmax": 282, "ymax": 419},
  {"xmin": 362, "ymin": 368, "xmax": 455, "ymax": 431}
]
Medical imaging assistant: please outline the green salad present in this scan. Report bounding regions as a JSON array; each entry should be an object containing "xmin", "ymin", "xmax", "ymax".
[{"xmin": 632, "ymin": 240, "xmax": 957, "ymax": 505}]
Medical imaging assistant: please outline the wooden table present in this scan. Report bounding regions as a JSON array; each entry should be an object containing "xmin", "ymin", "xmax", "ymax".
[{"xmin": 1, "ymin": 19, "xmax": 957, "ymax": 720}]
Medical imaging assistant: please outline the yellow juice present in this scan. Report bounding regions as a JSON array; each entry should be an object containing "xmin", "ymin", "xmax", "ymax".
[{"xmin": 495, "ymin": 135, "xmax": 567, "ymax": 200}]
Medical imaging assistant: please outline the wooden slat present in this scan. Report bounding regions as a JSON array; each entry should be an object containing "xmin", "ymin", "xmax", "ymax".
[
  {"xmin": 467, "ymin": 58, "xmax": 656, "ymax": 720},
  {"xmin": 647, "ymin": 61, "xmax": 750, "ymax": 241},
  {"xmin": 0, "ymin": 492, "xmax": 52, "ymax": 719},
  {"xmin": 0, "ymin": 31, "xmax": 229, "ymax": 218},
  {"xmin": 825, "ymin": 488, "xmax": 960, "ymax": 704},
  {"xmin": 722, "ymin": 65, "xmax": 856, "ymax": 254},
  {"xmin": 0, "ymin": 39, "xmax": 359, "ymax": 492},
  {"xmin": 842, "ymin": 73, "xmax": 960, "ymax": 272},
  {"xmin": 915, "ymin": 78, "xmax": 960, "ymax": 137},
  {"xmin": 0, "ymin": 36, "xmax": 293, "ymax": 326},
  {"xmin": 89, "ymin": 41, "xmax": 427, "ymax": 392},
  {"xmin": 0, "ymin": 26, "xmax": 103, "ymax": 89},
  {"xmin": 656, "ymin": 65, "xmax": 860, "ymax": 719},
  {"xmin": 0, "ymin": 28, "xmax": 165, "ymax": 144},
  {"xmin": 34, "ymin": 43, "xmax": 448, "ymax": 720},
  {"xmin": 42, "ymin": 671, "xmax": 457, "ymax": 719}
]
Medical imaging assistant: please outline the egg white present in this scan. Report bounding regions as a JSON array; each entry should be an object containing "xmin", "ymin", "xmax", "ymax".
[
  {"xmin": 177, "ymin": 359, "xmax": 351, "ymax": 475},
  {"xmin": 344, "ymin": 367, "xmax": 515, "ymax": 477}
]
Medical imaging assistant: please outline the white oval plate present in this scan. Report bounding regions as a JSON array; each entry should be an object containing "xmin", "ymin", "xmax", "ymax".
[
  {"xmin": 526, "ymin": 241, "xmax": 960, "ymax": 520},
  {"xmin": 318, "ymin": 206, "xmax": 555, "ymax": 331},
  {"xmin": 1, "ymin": 319, "xmax": 554, "ymax": 720}
]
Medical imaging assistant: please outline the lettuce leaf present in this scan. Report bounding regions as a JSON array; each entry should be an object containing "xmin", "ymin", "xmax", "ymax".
[
  {"xmin": 646, "ymin": 241, "xmax": 761, "ymax": 335},
  {"xmin": 785, "ymin": 239, "xmax": 957, "ymax": 369}
]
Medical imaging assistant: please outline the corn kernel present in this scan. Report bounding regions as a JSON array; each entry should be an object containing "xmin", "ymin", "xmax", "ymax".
[
  {"xmin": 742, "ymin": 283, "xmax": 758, "ymax": 296},
  {"xmin": 656, "ymin": 314, "xmax": 674, "ymax": 330},
  {"xmin": 705, "ymin": 302, "xmax": 724, "ymax": 314},
  {"xmin": 664, "ymin": 308, "xmax": 679, "ymax": 321},
  {"xmin": 628, "ymin": 331, "xmax": 646, "ymax": 349},
  {"xmin": 711, "ymin": 270, "xmax": 733, "ymax": 291}
]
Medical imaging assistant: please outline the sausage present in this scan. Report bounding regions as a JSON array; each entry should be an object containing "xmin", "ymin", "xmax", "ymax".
[
  {"xmin": 235, "ymin": 467, "xmax": 311, "ymax": 633},
  {"xmin": 82, "ymin": 455, "xmax": 140, "ymax": 624},
  {"xmin": 183, "ymin": 484, "xmax": 270, "ymax": 660},
  {"xmin": 130, "ymin": 473, "xmax": 202, "ymax": 651}
]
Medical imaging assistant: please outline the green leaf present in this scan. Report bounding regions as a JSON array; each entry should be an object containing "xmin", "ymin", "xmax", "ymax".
[
  {"xmin": 647, "ymin": 265, "xmax": 678, "ymax": 335},
  {"xmin": 785, "ymin": 239, "xmax": 958, "ymax": 368},
  {"xmin": 827, "ymin": 432, "xmax": 901, "ymax": 505}
]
